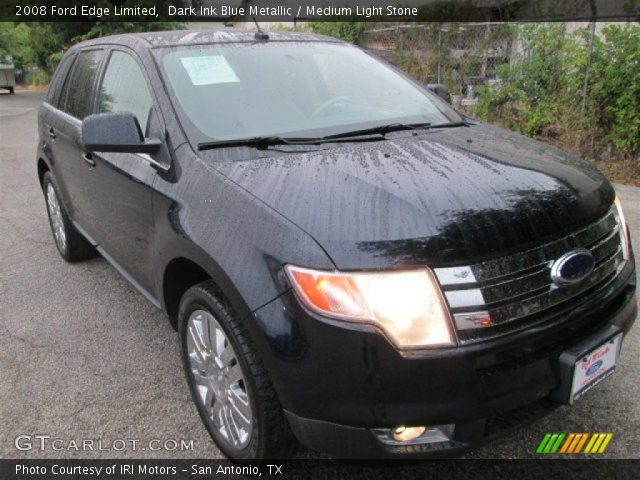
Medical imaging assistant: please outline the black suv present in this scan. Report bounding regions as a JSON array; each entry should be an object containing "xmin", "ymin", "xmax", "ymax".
[{"xmin": 37, "ymin": 30, "xmax": 636, "ymax": 460}]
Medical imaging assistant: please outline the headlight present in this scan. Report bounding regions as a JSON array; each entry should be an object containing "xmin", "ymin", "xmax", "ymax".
[
  {"xmin": 285, "ymin": 265, "xmax": 454, "ymax": 349},
  {"xmin": 613, "ymin": 196, "xmax": 631, "ymax": 260}
]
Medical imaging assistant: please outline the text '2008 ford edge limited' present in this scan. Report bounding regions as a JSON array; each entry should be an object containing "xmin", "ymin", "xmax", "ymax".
[{"xmin": 37, "ymin": 30, "xmax": 636, "ymax": 460}]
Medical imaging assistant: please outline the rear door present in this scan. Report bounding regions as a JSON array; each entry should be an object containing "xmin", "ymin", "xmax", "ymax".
[
  {"xmin": 46, "ymin": 48, "xmax": 105, "ymax": 228},
  {"xmin": 40, "ymin": 50, "xmax": 76, "ymax": 192},
  {"xmin": 81, "ymin": 47, "xmax": 164, "ymax": 296}
]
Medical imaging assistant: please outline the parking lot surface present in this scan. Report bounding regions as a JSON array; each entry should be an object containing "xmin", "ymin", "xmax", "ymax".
[{"xmin": 1, "ymin": 90, "xmax": 638, "ymax": 459}]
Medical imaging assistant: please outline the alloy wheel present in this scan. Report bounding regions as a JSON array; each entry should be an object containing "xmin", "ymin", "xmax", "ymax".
[
  {"xmin": 46, "ymin": 183, "xmax": 66, "ymax": 252},
  {"xmin": 186, "ymin": 309, "xmax": 253, "ymax": 449}
]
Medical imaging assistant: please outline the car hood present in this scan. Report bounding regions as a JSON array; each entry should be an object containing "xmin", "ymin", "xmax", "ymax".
[{"xmin": 210, "ymin": 123, "xmax": 614, "ymax": 269}]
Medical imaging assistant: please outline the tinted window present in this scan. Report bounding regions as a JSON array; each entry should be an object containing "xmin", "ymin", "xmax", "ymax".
[
  {"xmin": 45, "ymin": 53, "xmax": 76, "ymax": 108},
  {"xmin": 63, "ymin": 49, "xmax": 103, "ymax": 119},
  {"xmin": 98, "ymin": 51, "xmax": 154, "ymax": 134}
]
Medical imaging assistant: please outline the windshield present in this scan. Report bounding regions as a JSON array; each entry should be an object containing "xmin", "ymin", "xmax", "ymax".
[{"xmin": 158, "ymin": 41, "xmax": 461, "ymax": 143}]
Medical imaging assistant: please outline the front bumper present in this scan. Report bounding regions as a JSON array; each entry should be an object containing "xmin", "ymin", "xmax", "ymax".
[{"xmin": 250, "ymin": 262, "xmax": 636, "ymax": 458}]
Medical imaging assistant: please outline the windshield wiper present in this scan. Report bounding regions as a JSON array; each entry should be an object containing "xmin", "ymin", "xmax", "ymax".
[
  {"xmin": 197, "ymin": 120, "xmax": 470, "ymax": 151},
  {"xmin": 198, "ymin": 136, "xmax": 317, "ymax": 150},
  {"xmin": 198, "ymin": 133, "xmax": 387, "ymax": 151},
  {"xmin": 321, "ymin": 120, "xmax": 469, "ymax": 141},
  {"xmin": 322, "ymin": 122, "xmax": 433, "ymax": 140},
  {"xmin": 425, "ymin": 120, "xmax": 470, "ymax": 129}
]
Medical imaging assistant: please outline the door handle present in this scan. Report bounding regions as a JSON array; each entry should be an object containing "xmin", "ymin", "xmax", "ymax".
[
  {"xmin": 48, "ymin": 127, "xmax": 56, "ymax": 139},
  {"xmin": 82, "ymin": 153, "xmax": 96, "ymax": 167}
]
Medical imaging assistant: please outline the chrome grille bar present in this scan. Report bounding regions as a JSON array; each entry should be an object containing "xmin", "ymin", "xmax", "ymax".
[
  {"xmin": 436, "ymin": 210, "xmax": 617, "ymax": 288},
  {"xmin": 433, "ymin": 208, "xmax": 625, "ymax": 344}
]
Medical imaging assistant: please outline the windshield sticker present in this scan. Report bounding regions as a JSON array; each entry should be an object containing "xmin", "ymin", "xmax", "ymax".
[{"xmin": 180, "ymin": 55, "xmax": 239, "ymax": 86}]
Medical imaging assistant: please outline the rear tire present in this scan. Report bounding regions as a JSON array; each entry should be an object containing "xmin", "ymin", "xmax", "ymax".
[
  {"xmin": 42, "ymin": 171, "xmax": 96, "ymax": 262},
  {"xmin": 178, "ymin": 281, "xmax": 295, "ymax": 460}
]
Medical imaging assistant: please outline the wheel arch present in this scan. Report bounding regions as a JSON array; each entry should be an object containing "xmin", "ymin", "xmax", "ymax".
[
  {"xmin": 160, "ymin": 255, "xmax": 254, "ymax": 331},
  {"xmin": 162, "ymin": 257, "xmax": 212, "ymax": 329}
]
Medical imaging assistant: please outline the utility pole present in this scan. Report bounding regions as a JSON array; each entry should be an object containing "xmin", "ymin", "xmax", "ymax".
[{"xmin": 581, "ymin": 0, "xmax": 597, "ymax": 115}]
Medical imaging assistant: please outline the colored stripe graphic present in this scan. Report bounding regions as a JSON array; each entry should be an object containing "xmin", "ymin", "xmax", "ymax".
[
  {"xmin": 568, "ymin": 433, "xmax": 583, "ymax": 453},
  {"xmin": 537, "ymin": 433, "xmax": 613, "ymax": 454},
  {"xmin": 597, "ymin": 433, "xmax": 613, "ymax": 453},
  {"xmin": 543, "ymin": 433, "xmax": 559, "ymax": 453},
  {"xmin": 536, "ymin": 433, "xmax": 552, "ymax": 453},
  {"xmin": 584, "ymin": 433, "xmax": 599, "ymax": 453},
  {"xmin": 537, "ymin": 433, "xmax": 565, "ymax": 453},
  {"xmin": 550, "ymin": 433, "xmax": 565, "ymax": 453},
  {"xmin": 559, "ymin": 433, "xmax": 575, "ymax": 453},
  {"xmin": 573, "ymin": 433, "xmax": 588, "ymax": 453},
  {"xmin": 584, "ymin": 433, "xmax": 614, "ymax": 453}
]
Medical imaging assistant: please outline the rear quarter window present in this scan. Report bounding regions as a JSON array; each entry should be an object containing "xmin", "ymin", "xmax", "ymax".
[{"xmin": 61, "ymin": 49, "xmax": 104, "ymax": 119}]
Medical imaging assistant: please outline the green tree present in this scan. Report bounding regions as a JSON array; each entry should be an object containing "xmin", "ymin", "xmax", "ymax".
[
  {"xmin": 0, "ymin": 23, "xmax": 32, "ymax": 69},
  {"xmin": 0, "ymin": 0, "xmax": 185, "ymax": 78}
]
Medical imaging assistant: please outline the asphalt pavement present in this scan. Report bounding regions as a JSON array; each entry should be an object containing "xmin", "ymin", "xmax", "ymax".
[{"xmin": 0, "ymin": 90, "xmax": 638, "ymax": 460}]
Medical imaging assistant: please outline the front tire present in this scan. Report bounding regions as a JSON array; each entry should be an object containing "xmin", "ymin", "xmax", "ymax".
[
  {"xmin": 178, "ymin": 281, "xmax": 294, "ymax": 460},
  {"xmin": 42, "ymin": 171, "xmax": 96, "ymax": 262}
]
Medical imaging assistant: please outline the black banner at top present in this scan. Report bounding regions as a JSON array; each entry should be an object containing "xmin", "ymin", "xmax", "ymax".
[{"xmin": 2, "ymin": 0, "xmax": 640, "ymax": 23}]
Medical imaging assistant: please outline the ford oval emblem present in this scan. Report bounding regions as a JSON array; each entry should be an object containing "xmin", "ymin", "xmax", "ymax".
[
  {"xmin": 586, "ymin": 360, "xmax": 603, "ymax": 376},
  {"xmin": 550, "ymin": 249, "xmax": 595, "ymax": 286}
]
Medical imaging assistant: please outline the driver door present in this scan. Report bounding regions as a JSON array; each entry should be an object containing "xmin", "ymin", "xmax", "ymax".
[{"xmin": 82, "ymin": 48, "xmax": 163, "ymax": 298}]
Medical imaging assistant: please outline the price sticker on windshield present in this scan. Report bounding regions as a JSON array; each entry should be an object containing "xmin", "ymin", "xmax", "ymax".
[{"xmin": 180, "ymin": 55, "xmax": 239, "ymax": 86}]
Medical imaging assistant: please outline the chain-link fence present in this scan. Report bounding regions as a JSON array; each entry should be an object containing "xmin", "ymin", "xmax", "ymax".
[{"xmin": 358, "ymin": 22, "xmax": 596, "ymax": 111}]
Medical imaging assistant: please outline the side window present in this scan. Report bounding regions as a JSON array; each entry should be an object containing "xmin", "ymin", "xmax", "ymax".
[
  {"xmin": 62, "ymin": 49, "xmax": 103, "ymax": 119},
  {"xmin": 98, "ymin": 51, "xmax": 154, "ymax": 135},
  {"xmin": 45, "ymin": 53, "xmax": 76, "ymax": 108}
]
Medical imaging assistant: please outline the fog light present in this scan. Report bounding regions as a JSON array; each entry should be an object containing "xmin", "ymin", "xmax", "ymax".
[
  {"xmin": 392, "ymin": 426, "xmax": 426, "ymax": 442},
  {"xmin": 373, "ymin": 424, "xmax": 454, "ymax": 446}
]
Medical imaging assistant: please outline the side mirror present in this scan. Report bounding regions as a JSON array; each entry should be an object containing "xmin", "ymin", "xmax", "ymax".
[
  {"xmin": 426, "ymin": 84, "xmax": 452, "ymax": 104},
  {"xmin": 82, "ymin": 112, "xmax": 161, "ymax": 154}
]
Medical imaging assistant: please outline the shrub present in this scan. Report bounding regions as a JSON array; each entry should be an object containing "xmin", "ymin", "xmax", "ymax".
[
  {"xmin": 472, "ymin": 23, "xmax": 640, "ymax": 161},
  {"xmin": 589, "ymin": 24, "xmax": 640, "ymax": 154}
]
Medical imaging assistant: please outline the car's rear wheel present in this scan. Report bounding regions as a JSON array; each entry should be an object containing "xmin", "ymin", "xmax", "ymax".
[
  {"xmin": 42, "ymin": 171, "xmax": 96, "ymax": 262},
  {"xmin": 178, "ymin": 281, "xmax": 295, "ymax": 460}
]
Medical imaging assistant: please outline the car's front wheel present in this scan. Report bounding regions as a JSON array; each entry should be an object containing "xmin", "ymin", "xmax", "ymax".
[
  {"xmin": 42, "ymin": 171, "xmax": 96, "ymax": 262},
  {"xmin": 178, "ymin": 281, "xmax": 294, "ymax": 460}
]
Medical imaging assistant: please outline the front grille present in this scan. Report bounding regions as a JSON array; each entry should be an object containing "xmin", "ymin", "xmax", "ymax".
[{"xmin": 434, "ymin": 207, "xmax": 627, "ymax": 345}]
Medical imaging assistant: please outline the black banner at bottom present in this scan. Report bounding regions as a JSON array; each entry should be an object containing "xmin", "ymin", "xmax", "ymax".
[{"xmin": 1, "ymin": 459, "xmax": 639, "ymax": 480}]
